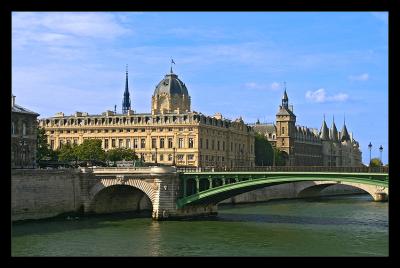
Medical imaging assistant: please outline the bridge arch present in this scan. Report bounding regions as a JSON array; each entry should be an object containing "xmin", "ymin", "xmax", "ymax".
[{"xmin": 88, "ymin": 178, "xmax": 156, "ymax": 214}]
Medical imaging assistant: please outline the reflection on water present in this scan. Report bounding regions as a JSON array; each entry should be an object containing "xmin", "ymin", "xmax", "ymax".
[{"xmin": 11, "ymin": 194, "xmax": 388, "ymax": 256}]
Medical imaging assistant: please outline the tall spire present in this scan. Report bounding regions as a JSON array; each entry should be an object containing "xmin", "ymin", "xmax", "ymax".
[
  {"xmin": 122, "ymin": 64, "xmax": 131, "ymax": 114},
  {"xmin": 282, "ymin": 81, "xmax": 288, "ymax": 109}
]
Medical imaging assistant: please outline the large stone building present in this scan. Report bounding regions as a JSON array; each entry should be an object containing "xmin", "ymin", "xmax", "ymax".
[
  {"xmin": 253, "ymin": 87, "xmax": 362, "ymax": 166},
  {"xmin": 39, "ymin": 67, "xmax": 255, "ymax": 168},
  {"xmin": 11, "ymin": 95, "xmax": 40, "ymax": 168}
]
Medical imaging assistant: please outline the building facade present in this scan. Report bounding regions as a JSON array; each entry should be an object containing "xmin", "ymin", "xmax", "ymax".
[
  {"xmin": 11, "ymin": 95, "xmax": 40, "ymax": 168},
  {"xmin": 253, "ymin": 88, "xmax": 362, "ymax": 167},
  {"xmin": 39, "ymin": 68, "xmax": 255, "ymax": 168}
]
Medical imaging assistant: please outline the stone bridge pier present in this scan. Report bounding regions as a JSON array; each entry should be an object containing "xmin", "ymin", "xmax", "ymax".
[{"xmin": 82, "ymin": 167, "xmax": 216, "ymax": 220}]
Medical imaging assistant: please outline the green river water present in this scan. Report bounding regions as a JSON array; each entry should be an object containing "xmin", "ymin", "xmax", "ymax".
[{"xmin": 11, "ymin": 194, "xmax": 388, "ymax": 256}]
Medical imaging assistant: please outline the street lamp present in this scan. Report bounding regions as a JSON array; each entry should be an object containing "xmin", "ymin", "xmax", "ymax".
[
  {"xmin": 154, "ymin": 147, "xmax": 158, "ymax": 165},
  {"xmin": 172, "ymin": 147, "xmax": 176, "ymax": 166},
  {"xmin": 379, "ymin": 145, "xmax": 383, "ymax": 166},
  {"xmin": 368, "ymin": 142, "xmax": 372, "ymax": 166}
]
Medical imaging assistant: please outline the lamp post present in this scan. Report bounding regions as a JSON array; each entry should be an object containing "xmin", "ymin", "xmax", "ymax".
[
  {"xmin": 172, "ymin": 147, "xmax": 176, "ymax": 166},
  {"xmin": 154, "ymin": 147, "xmax": 158, "ymax": 165},
  {"xmin": 379, "ymin": 145, "xmax": 383, "ymax": 166},
  {"xmin": 368, "ymin": 142, "xmax": 372, "ymax": 166}
]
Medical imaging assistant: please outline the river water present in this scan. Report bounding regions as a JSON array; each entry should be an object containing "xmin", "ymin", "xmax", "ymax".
[{"xmin": 11, "ymin": 194, "xmax": 388, "ymax": 256}]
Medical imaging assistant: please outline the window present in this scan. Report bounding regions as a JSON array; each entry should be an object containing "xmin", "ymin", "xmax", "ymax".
[
  {"xmin": 50, "ymin": 140, "xmax": 55, "ymax": 149},
  {"xmin": 282, "ymin": 139, "xmax": 285, "ymax": 146},
  {"xmin": 178, "ymin": 127, "xmax": 183, "ymax": 132},
  {"xmin": 168, "ymin": 138, "xmax": 173, "ymax": 148},
  {"xmin": 188, "ymin": 154, "xmax": 194, "ymax": 160},
  {"xmin": 126, "ymin": 139, "xmax": 131, "ymax": 148},
  {"xmin": 160, "ymin": 154, "xmax": 164, "ymax": 161},
  {"xmin": 212, "ymin": 140, "xmax": 215, "ymax": 150},
  {"xmin": 73, "ymin": 139, "xmax": 78, "ymax": 145},
  {"xmin": 152, "ymin": 153, "xmax": 156, "ymax": 161},
  {"xmin": 282, "ymin": 127, "xmax": 285, "ymax": 134},
  {"xmin": 22, "ymin": 123, "xmax": 26, "ymax": 136},
  {"xmin": 133, "ymin": 128, "xmax": 138, "ymax": 132},
  {"xmin": 160, "ymin": 138, "xmax": 165, "ymax": 148},
  {"xmin": 104, "ymin": 139, "xmax": 109, "ymax": 149},
  {"xmin": 188, "ymin": 138, "xmax": 194, "ymax": 148},
  {"xmin": 177, "ymin": 154, "xmax": 184, "ymax": 161},
  {"xmin": 11, "ymin": 122, "xmax": 15, "ymax": 135},
  {"xmin": 188, "ymin": 127, "xmax": 193, "ymax": 131},
  {"xmin": 200, "ymin": 138, "xmax": 203, "ymax": 149},
  {"xmin": 217, "ymin": 141, "xmax": 220, "ymax": 151},
  {"xmin": 168, "ymin": 128, "xmax": 173, "ymax": 132},
  {"xmin": 168, "ymin": 154, "xmax": 173, "ymax": 161},
  {"xmin": 152, "ymin": 138, "xmax": 157, "ymax": 148},
  {"xmin": 141, "ymin": 138, "xmax": 146, "ymax": 149},
  {"xmin": 206, "ymin": 139, "xmax": 209, "ymax": 149},
  {"xmin": 141, "ymin": 128, "xmax": 145, "ymax": 132},
  {"xmin": 134, "ymin": 139, "xmax": 138, "ymax": 149},
  {"xmin": 112, "ymin": 139, "xmax": 116, "ymax": 148},
  {"xmin": 223, "ymin": 141, "xmax": 225, "ymax": 151},
  {"xmin": 206, "ymin": 155, "xmax": 209, "ymax": 160},
  {"xmin": 119, "ymin": 139, "xmax": 123, "ymax": 148},
  {"xmin": 178, "ymin": 138, "xmax": 184, "ymax": 148}
]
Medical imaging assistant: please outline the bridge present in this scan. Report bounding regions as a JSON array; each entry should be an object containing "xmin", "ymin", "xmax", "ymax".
[{"xmin": 80, "ymin": 166, "xmax": 388, "ymax": 220}]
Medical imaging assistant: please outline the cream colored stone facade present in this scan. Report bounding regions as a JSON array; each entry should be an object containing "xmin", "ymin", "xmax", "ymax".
[{"xmin": 38, "ymin": 70, "xmax": 255, "ymax": 168}]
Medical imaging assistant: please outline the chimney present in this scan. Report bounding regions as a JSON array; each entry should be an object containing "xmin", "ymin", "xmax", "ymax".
[{"xmin": 12, "ymin": 95, "xmax": 15, "ymax": 107}]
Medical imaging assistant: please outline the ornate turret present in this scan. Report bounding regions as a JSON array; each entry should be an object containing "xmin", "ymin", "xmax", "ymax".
[
  {"xmin": 330, "ymin": 116, "xmax": 339, "ymax": 142},
  {"xmin": 282, "ymin": 82, "xmax": 289, "ymax": 109},
  {"xmin": 122, "ymin": 64, "xmax": 131, "ymax": 114},
  {"xmin": 319, "ymin": 114, "xmax": 330, "ymax": 140}
]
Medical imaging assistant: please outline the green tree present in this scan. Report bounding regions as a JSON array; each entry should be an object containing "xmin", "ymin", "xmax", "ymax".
[
  {"xmin": 273, "ymin": 149, "xmax": 287, "ymax": 166},
  {"xmin": 74, "ymin": 139, "xmax": 106, "ymax": 162},
  {"xmin": 106, "ymin": 148, "xmax": 138, "ymax": 165},
  {"xmin": 58, "ymin": 143, "xmax": 77, "ymax": 162},
  {"xmin": 369, "ymin": 157, "xmax": 382, "ymax": 167},
  {"xmin": 36, "ymin": 127, "xmax": 52, "ymax": 161},
  {"xmin": 254, "ymin": 133, "xmax": 273, "ymax": 166}
]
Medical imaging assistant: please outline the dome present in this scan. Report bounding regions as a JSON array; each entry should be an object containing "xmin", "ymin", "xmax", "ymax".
[{"xmin": 153, "ymin": 72, "xmax": 189, "ymax": 96}]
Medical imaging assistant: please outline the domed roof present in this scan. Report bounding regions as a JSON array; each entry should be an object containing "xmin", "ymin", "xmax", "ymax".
[{"xmin": 153, "ymin": 72, "xmax": 189, "ymax": 96}]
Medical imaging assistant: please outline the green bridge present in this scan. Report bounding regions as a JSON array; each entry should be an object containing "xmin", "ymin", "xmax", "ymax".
[{"xmin": 177, "ymin": 171, "xmax": 389, "ymax": 208}]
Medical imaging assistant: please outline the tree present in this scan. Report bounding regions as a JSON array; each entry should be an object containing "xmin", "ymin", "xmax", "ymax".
[
  {"xmin": 106, "ymin": 148, "xmax": 138, "ymax": 165},
  {"xmin": 36, "ymin": 127, "xmax": 52, "ymax": 161},
  {"xmin": 58, "ymin": 143, "xmax": 77, "ymax": 162},
  {"xmin": 74, "ymin": 139, "xmax": 106, "ymax": 163},
  {"xmin": 369, "ymin": 157, "xmax": 382, "ymax": 167},
  {"xmin": 254, "ymin": 133, "xmax": 273, "ymax": 166},
  {"xmin": 273, "ymin": 149, "xmax": 287, "ymax": 166}
]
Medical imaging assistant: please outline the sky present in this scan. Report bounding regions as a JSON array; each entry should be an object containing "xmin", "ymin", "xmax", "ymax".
[{"xmin": 12, "ymin": 12, "xmax": 388, "ymax": 165}]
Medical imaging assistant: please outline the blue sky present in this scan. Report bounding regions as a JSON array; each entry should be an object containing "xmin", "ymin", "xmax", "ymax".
[{"xmin": 12, "ymin": 12, "xmax": 388, "ymax": 165}]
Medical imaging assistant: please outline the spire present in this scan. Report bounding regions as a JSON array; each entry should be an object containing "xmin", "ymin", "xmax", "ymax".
[
  {"xmin": 170, "ymin": 58, "xmax": 175, "ymax": 73},
  {"xmin": 320, "ymin": 114, "xmax": 330, "ymax": 140},
  {"xmin": 341, "ymin": 114, "xmax": 350, "ymax": 142},
  {"xmin": 330, "ymin": 115, "xmax": 338, "ymax": 142},
  {"xmin": 282, "ymin": 81, "xmax": 288, "ymax": 109},
  {"xmin": 122, "ymin": 64, "xmax": 131, "ymax": 114}
]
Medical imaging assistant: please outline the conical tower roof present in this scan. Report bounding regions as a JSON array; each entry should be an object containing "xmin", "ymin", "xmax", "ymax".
[
  {"xmin": 319, "ymin": 115, "xmax": 330, "ymax": 140},
  {"xmin": 341, "ymin": 120, "xmax": 351, "ymax": 142},
  {"xmin": 330, "ymin": 116, "xmax": 339, "ymax": 142}
]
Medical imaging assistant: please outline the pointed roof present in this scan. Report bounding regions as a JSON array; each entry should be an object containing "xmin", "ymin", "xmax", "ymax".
[
  {"xmin": 341, "ymin": 121, "xmax": 351, "ymax": 142},
  {"xmin": 122, "ymin": 64, "xmax": 131, "ymax": 114},
  {"xmin": 319, "ymin": 115, "xmax": 330, "ymax": 140},
  {"xmin": 330, "ymin": 116, "xmax": 339, "ymax": 142},
  {"xmin": 282, "ymin": 88, "xmax": 288, "ymax": 101}
]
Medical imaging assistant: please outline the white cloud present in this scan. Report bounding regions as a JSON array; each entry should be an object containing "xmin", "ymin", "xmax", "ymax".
[
  {"xmin": 244, "ymin": 81, "xmax": 282, "ymax": 91},
  {"xmin": 270, "ymin": 82, "xmax": 281, "ymax": 90},
  {"xmin": 348, "ymin": 73, "xmax": 369, "ymax": 81},
  {"xmin": 12, "ymin": 12, "xmax": 132, "ymax": 49},
  {"xmin": 305, "ymin": 88, "xmax": 348, "ymax": 103}
]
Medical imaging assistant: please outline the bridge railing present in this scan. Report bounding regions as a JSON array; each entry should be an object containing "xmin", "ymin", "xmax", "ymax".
[
  {"xmin": 178, "ymin": 166, "xmax": 388, "ymax": 173},
  {"xmin": 90, "ymin": 167, "xmax": 151, "ymax": 173}
]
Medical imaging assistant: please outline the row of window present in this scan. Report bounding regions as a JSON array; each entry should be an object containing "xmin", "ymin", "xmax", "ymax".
[
  {"xmin": 11, "ymin": 121, "xmax": 29, "ymax": 136},
  {"xmin": 150, "ymin": 154, "xmax": 195, "ymax": 162},
  {"xmin": 47, "ymin": 127, "xmax": 195, "ymax": 135},
  {"xmin": 199, "ymin": 138, "xmax": 253, "ymax": 154}
]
